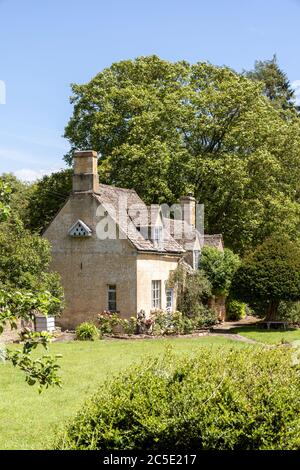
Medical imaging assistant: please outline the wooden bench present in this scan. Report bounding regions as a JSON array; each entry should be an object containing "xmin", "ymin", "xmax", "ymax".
[{"xmin": 258, "ymin": 321, "xmax": 288, "ymax": 330}]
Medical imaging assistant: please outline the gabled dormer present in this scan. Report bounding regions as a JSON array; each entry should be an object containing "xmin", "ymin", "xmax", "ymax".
[{"xmin": 150, "ymin": 206, "xmax": 164, "ymax": 249}]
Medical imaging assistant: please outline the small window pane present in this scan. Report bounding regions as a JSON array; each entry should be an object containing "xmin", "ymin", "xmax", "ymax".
[
  {"xmin": 108, "ymin": 285, "xmax": 117, "ymax": 311},
  {"xmin": 151, "ymin": 280, "xmax": 161, "ymax": 309},
  {"xmin": 153, "ymin": 226, "xmax": 163, "ymax": 247},
  {"xmin": 166, "ymin": 288, "xmax": 173, "ymax": 311},
  {"xmin": 193, "ymin": 250, "xmax": 200, "ymax": 269}
]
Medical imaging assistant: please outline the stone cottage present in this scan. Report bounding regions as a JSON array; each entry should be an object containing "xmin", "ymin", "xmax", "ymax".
[{"xmin": 44, "ymin": 150, "xmax": 224, "ymax": 329}]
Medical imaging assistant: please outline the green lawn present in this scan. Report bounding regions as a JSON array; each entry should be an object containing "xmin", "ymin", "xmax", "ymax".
[
  {"xmin": 0, "ymin": 335, "xmax": 242, "ymax": 450},
  {"xmin": 232, "ymin": 326, "xmax": 300, "ymax": 345}
]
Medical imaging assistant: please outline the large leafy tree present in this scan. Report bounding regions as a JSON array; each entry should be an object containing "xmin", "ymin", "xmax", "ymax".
[
  {"xmin": 0, "ymin": 173, "xmax": 33, "ymax": 223},
  {"xmin": 245, "ymin": 55, "xmax": 298, "ymax": 112},
  {"xmin": 0, "ymin": 178, "xmax": 63, "ymax": 391},
  {"xmin": 231, "ymin": 236, "xmax": 300, "ymax": 320},
  {"xmin": 63, "ymin": 56, "xmax": 300, "ymax": 253},
  {"xmin": 26, "ymin": 169, "xmax": 72, "ymax": 234}
]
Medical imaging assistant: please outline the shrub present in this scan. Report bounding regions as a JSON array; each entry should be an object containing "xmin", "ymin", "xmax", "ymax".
[
  {"xmin": 75, "ymin": 322, "xmax": 99, "ymax": 341},
  {"xmin": 277, "ymin": 301, "xmax": 300, "ymax": 324},
  {"xmin": 231, "ymin": 235, "xmax": 300, "ymax": 320},
  {"xmin": 119, "ymin": 316, "xmax": 138, "ymax": 335},
  {"xmin": 190, "ymin": 304, "xmax": 218, "ymax": 328},
  {"xmin": 226, "ymin": 299, "xmax": 247, "ymax": 321},
  {"xmin": 97, "ymin": 312, "xmax": 121, "ymax": 335},
  {"xmin": 178, "ymin": 271, "xmax": 212, "ymax": 315},
  {"xmin": 151, "ymin": 310, "xmax": 193, "ymax": 335},
  {"xmin": 57, "ymin": 347, "xmax": 300, "ymax": 450}
]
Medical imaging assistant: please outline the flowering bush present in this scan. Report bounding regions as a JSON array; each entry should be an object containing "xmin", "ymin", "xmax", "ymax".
[
  {"xmin": 152, "ymin": 310, "xmax": 196, "ymax": 335},
  {"xmin": 97, "ymin": 307, "xmax": 217, "ymax": 338},
  {"xmin": 119, "ymin": 316, "xmax": 138, "ymax": 335},
  {"xmin": 97, "ymin": 311, "xmax": 121, "ymax": 335}
]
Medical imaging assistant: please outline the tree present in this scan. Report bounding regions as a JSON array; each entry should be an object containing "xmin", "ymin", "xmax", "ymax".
[
  {"xmin": 26, "ymin": 169, "xmax": 72, "ymax": 234},
  {"xmin": 0, "ymin": 219, "xmax": 64, "ymax": 315},
  {"xmin": 231, "ymin": 236, "xmax": 300, "ymax": 320},
  {"xmin": 200, "ymin": 247, "xmax": 240, "ymax": 296},
  {"xmin": 63, "ymin": 55, "xmax": 300, "ymax": 253},
  {"xmin": 245, "ymin": 55, "xmax": 298, "ymax": 112},
  {"xmin": 0, "ymin": 180, "xmax": 11, "ymax": 222},
  {"xmin": 0, "ymin": 178, "xmax": 63, "ymax": 391},
  {"xmin": 0, "ymin": 173, "xmax": 33, "ymax": 224}
]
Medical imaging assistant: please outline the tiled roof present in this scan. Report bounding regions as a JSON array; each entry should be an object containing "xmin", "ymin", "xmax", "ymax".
[
  {"xmin": 92, "ymin": 184, "xmax": 223, "ymax": 254},
  {"xmin": 203, "ymin": 234, "xmax": 224, "ymax": 250},
  {"xmin": 165, "ymin": 218, "xmax": 224, "ymax": 252},
  {"xmin": 93, "ymin": 185, "xmax": 184, "ymax": 254}
]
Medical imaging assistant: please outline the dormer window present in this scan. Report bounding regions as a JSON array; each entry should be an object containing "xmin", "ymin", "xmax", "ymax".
[
  {"xmin": 193, "ymin": 250, "xmax": 200, "ymax": 269},
  {"xmin": 68, "ymin": 219, "xmax": 92, "ymax": 238},
  {"xmin": 153, "ymin": 226, "xmax": 163, "ymax": 248}
]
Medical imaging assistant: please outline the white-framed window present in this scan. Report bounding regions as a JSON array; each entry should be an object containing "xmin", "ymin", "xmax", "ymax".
[
  {"xmin": 153, "ymin": 226, "xmax": 163, "ymax": 247},
  {"xmin": 108, "ymin": 285, "xmax": 117, "ymax": 311},
  {"xmin": 166, "ymin": 288, "xmax": 174, "ymax": 311},
  {"xmin": 193, "ymin": 250, "xmax": 200, "ymax": 269},
  {"xmin": 151, "ymin": 280, "xmax": 161, "ymax": 309}
]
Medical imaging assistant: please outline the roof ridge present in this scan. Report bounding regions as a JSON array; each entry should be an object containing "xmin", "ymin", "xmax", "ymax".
[{"xmin": 99, "ymin": 183, "xmax": 138, "ymax": 193}]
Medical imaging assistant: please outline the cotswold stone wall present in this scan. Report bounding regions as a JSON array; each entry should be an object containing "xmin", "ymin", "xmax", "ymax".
[
  {"xmin": 44, "ymin": 194, "xmax": 138, "ymax": 329},
  {"xmin": 136, "ymin": 253, "xmax": 180, "ymax": 315}
]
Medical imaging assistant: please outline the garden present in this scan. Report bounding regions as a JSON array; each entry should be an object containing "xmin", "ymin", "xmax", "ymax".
[{"xmin": 3, "ymin": 329, "xmax": 300, "ymax": 450}]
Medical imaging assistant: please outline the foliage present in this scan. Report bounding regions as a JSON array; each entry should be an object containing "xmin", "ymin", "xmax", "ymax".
[
  {"xmin": 0, "ymin": 181, "xmax": 63, "ymax": 391},
  {"xmin": 0, "ymin": 335, "xmax": 241, "ymax": 450},
  {"xmin": 190, "ymin": 304, "xmax": 218, "ymax": 328},
  {"xmin": 152, "ymin": 310, "xmax": 194, "ymax": 335},
  {"xmin": 0, "ymin": 218, "xmax": 64, "ymax": 316},
  {"xmin": 176, "ymin": 270, "xmax": 212, "ymax": 316},
  {"xmin": 277, "ymin": 301, "xmax": 300, "ymax": 324},
  {"xmin": 7, "ymin": 330, "xmax": 61, "ymax": 392},
  {"xmin": 226, "ymin": 299, "xmax": 246, "ymax": 321},
  {"xmin": 231, "ymin": 236, "xmax": 300, "ymax": 320},
  {"xmin": 75, "ymin": 322, "xmax": 99, "ymax": 341},
  {"xmin": 0, "ymin": 179, "xmax": 11, "ymax": 222},
  {"xmin": 26, "ymin": 169, "xmax": 72, "ymax": 234},
  {"xmin": 97, "ymin": 311, "xmax": 122, "ymax": 335},
  {"xmin": 0, "ymin": 289, "xmax": 62, "ymax": 392},
  {"xmin": 119, "ymin": 316, "xmax": 138, "ymax": 335},
  {"xmin": 64, "ymin": 55, "xmax": 300, "ymax": 253},
  {"xmin": 200, "ymin": 247, "xmax": 240, "ymax": 296},
  {"xmin": 120, "ymin": 311, "xmax": 156, "ymax": 335},
  {"xmin": 0, "ymin": 173, "xmax": 33, "ymax": 224},
  {"xmin": 167, "ymin": 266, "xmax": 217, "ymax": 327},
  {"xmin": 151, "ymin": 308, "xmax": 217, "ymax": 334},
  {"xmin": 0, "ymin": 289, "xmax": 60, "ymax": 333},
  {"xmin": 57, "ymin": 346, "xmax": 300, "ymax": 450},
  {"xmin": 245, "ymin": 55, "xmax": 299, "ymax": 112}
]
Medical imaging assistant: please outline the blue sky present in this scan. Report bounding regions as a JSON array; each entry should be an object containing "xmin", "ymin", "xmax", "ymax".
[{"xmin": 0, "ymin": 0, "xmax": 299, "ymax": 181}]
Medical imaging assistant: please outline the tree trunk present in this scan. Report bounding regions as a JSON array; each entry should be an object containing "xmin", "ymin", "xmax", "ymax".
[{"xmin": 265, "ymin": 300, "xmax": 279, "ymax": 321}]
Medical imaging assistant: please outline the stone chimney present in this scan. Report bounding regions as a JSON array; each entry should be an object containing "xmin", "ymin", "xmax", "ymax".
[
  {"xmin": 180, "ymin": 193, "xmax": 196, "ymax": 228},
  {"xmin": 73, "ymin": 150, "xmax": 99, "ymax": 193}
]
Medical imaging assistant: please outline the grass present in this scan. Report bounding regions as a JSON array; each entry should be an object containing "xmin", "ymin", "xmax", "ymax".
[
  {"xmin": 0, "ymin": 335, "xmax": 243, "ymax": 450},
  {"xmin": 232, "ymin": 326, "xmax": 300, "ymax": 345}
]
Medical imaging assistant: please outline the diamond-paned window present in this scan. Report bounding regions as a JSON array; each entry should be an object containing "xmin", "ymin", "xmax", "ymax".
[{"xmin": 68, "ymin": 219, "xmax": 92, "ymax": 237}]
